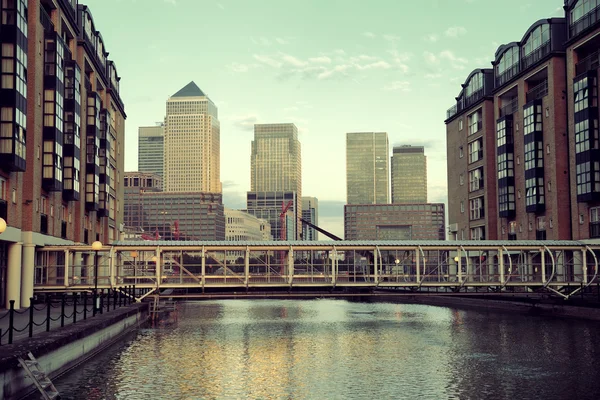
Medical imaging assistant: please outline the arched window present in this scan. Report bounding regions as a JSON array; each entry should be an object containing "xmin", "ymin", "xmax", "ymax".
[
  {"xmin": 497, "ymin": 47, "xmax": 519, "ymax": 76},
  {"xmin": 572, "ymin": 0, "xmax": 600, "ymax": 22},
  {"xmin": 523, "ymin": 24, "xmax": 550, "ymax": 57},
  {"xmin": 465, "ymin": 72, "xmax": 483, "ymax": 97}
]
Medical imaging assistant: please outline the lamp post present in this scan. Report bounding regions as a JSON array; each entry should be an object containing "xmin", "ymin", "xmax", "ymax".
[
  {"xmin": 130, "ymin": 250, "xmax": 138, "ymax": 285},
  {"xmin": 92, "ymin": 241, "xmax": 102, "ymax": 314}
]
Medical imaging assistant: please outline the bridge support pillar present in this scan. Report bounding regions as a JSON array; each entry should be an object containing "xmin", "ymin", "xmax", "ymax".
[
  {"xmin": 21, "ymin": 241, "xmax": 35, "ymax": 307},
  {"xmin": 574, "ymin": 250, "xmax": 584, "ymax": 283}
]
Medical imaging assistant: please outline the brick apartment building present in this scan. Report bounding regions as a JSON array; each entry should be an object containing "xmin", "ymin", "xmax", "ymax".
[
  {"xmin": 446, "ymin": 2, "xmax": 600, "ymax": 242},
  {"xmin": 0, "ymin": 1, "xmax": 126, "ymax": 308}
]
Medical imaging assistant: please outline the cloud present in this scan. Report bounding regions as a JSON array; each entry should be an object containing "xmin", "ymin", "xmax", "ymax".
[
  {"xmin": 275, "ymin": 37, "xmax": 289, "ymax": 45},
  {"xmin": 424, "ymin": 33, "xmax": 439, "ymax": 43},
  {"xmin": 445, "ymin": 26, "xmax": 467, "ymax": 38},
  {"xmin": 363, "ymin": 32, "xmax": 376, "ymax": 38},
  {"xmin": 222, "ymin": 190, "xmax": 247, "ymax": 210},
  {"xmin": 423, "ymin": 50, "xmax": 468, "ymax": 70},
  {"xmin": 231, "ymin": 114, "xmax": 260, "ymax": 131},
  {"xmin": 228, "ymin": 62, "xmax": 257, "ymax": 73},
  {"xmin": 250, "ymin": 49, "xmax": 407, "ymax": 81},
  {"xmin": 383, "ymin": 81, "xmax": 410, "ymax": 92},
  {"xmin": 383, "ymin": 34, "xmax": 401, "ymax": 42}
]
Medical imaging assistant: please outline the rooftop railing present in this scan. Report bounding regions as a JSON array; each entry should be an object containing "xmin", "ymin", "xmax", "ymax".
[{"xmin": 526, "ymin": 79, "xmax": 548, "ymax": 103}]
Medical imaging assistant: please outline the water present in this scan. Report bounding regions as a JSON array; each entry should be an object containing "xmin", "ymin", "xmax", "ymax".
[{"xmin": 50, "ymin": 300, "xmax": 600, "ymax": 400}]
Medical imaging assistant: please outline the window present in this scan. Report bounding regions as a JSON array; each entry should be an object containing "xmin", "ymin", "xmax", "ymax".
[
  {"xmin": 499, "ymin": 185, "xmax": 516, "ymax": 216},
  {"xmin": 496, "ymin": 46, "xmax": 519, "ymax": 79},
  {"xmin": 465, "ymin": 73, "xmax": 484, "ymax": 98},
  {"xmin": 459, "ymin": 120, "xmax": 463, "ymax": 131},
  {"xmin": 469, "ymin": 197, "xmax": 484, "ymax": 221},
  {"xmin": 497, "ymin": 152, "xmax": 514, "ymax": 179},
  {"xmin": 469, "ymin": 168, "xmax": 483, "ymax": 192},
  {"xmin": 523, "ymin": 24, "xmax": 550, "ymax": 58},
  {"xmin": 468, "ymin": 110, "xmax": 482, "ymax": 135},
  {"xmin": 470, "ymin": 226, "xmax": 485, "ymax": 240},
  {"xmin": 459, "ymin": 174, "xmax": 464, "ymax": 185},
  {"xmin": 460, "ymin": 201, "xmax": 464, "ymax": 213},
  {"xmin": 459, "ymin": 146, "xmax": 464, "ymax": 158},
  {"xmin": 537, "ymin": 216, "xmax": 546, "ymax": 231},
  {"xmin": 572, "ymin": 0, "xmax": 600, "ymax": 22},
  {"xmin": 496, "ymin": 118, "xmax": 513, "ymax": 148},
  {"xmin": 469, "ymin": 138, "xmax": 483, "ymax": 163},
  {"xmin": 590, "ymin": 207, "xmax": 600, "ymax": 237}
]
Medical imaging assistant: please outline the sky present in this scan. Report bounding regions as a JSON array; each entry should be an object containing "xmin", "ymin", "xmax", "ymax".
[{"xmin": 86, "ymin": 0, "xmax": 564, "ymax": 239}]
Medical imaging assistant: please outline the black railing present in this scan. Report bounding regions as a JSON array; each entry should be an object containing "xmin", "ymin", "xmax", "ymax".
[
  {"xmin": 571, "ymin": 5, "xmax": 600, "ymax": 38},
  {"xmin": 39, "ymin": 5, "xmax": 54, "ymax": 32},
  {"xmin": 522, "ymin": 42, "xmax": 551, "ymax": 70},
  {"xmin": 496, "ymin": 64, "xmax": 520, "ymax": 88},
  {"xmin": 40, "ymin": 214, "xmax": 48, "ymax": 234},
  {"xmin": 0, "ymin": 287, "xmax": 140, "ymax": 346},
  {"xmin": 536, "ymin": 230, "xmax": 547, "ymax": 240},
  {"xmin": 499, "ymin": 98, "xmax": 519, "ymax": 118},
  {"xmin": 590, "ymin": 221, "xmax": 600, "ymax": 238},
  {"xmin": 526, "ymin": 79, "xmax": 549, "ymax": 103},
  {"xmin": 576, "ymin": 50, "xmax": 600, "ymax": 76},
  {"xmin": 464, "ymin": 88, "xmax": 485, "ymax": 109}
]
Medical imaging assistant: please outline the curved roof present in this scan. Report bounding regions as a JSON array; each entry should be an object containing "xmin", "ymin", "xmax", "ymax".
[
  {"xmin": 460, "ymin": 68, "xmax": 491, "ymax": 88},
  {"xmin": 565, "ymin": 0, "xmax": 579, "ymax": 10},
  {"xmin": 520, "ymin": 18, "xmax": 565, "ymax": 43},
  {"xmin": 493, "ymin": 42, "xmax": 519, "ymax": 63}
]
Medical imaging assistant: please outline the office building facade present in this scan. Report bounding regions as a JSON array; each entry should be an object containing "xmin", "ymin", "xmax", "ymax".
[
  {"xmin": 346, "ymin": 132, "xmax": 389, "ymax": 205},
  {"xmin": 391, "ymin": 146, "xmax": 427, "ymax": 204},
  {"xmin": 250, "ymin": 123, "xmax": 302, "ymax": 239},
  {"xmin": 0, "ymin": 1, "xmax": 126, "ymax": 308},
  {"xmin": 225, "ymin": 208, "xmax": 271, "ymax": 241},
  {"xmin": 163, "ymin": 81, "xmax": 221, "ymax": 193},
  {"xmin": 344, "ymin": 204, "xmax": 445, "ymax": 240},
  {"xmin": 138, "ymin": 123, "xmax": 164, "ymax": 182},
  {"xmin": 246, "ymin": 191, "xmax": 297, "ymax": 241},
  {"xmin": 301, "ymin": 196, "xmax": 319, "ymax": 240}
]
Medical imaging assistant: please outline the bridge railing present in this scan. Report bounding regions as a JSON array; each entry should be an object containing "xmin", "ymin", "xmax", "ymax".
[{"xmin": 33, "ymin": 243, "xmax": 599, "ymax": 294}]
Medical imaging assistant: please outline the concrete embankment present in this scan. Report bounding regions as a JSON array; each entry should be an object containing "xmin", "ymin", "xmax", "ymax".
[
  {"xmin": 0, "ymin": 303, "xmax": 149, "ymax": 400},
  {"xmin": 373, "ymin": 292, "xmax": 600, "ymax": 320}
]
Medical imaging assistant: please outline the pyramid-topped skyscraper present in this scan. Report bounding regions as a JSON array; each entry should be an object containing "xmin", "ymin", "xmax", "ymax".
[{"xmin": 163, "ymin": 82, "xmax": 221, "ymax": 193}]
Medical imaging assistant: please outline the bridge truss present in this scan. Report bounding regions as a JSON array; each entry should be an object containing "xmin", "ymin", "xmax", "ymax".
[{"xmin": 34, "ymin": 240, "xmax": 599, "ymax": 300}]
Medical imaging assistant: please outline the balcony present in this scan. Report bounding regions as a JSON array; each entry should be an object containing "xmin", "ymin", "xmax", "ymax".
[
  {"xmin": 446, "ymin": 104, "xmax": 458, "ymax": 120},
  {"xmin": 576, "ymin": 50, "xmax": 600, "ymax": 76},
  {"xmin": 526, "ymin": 80, "xmax": 549, "ymax": 103},
  {"xmin": 496, "ymin": 64, "xmax": 520, "ymax": 88},
  {"xmin": 39, "ymin": 5, "xmax": 54, "ymax": 32},
  {"xmin": 40, "ymin": 214, "xmax": 48, "ymax": 235},
  {"xmin": 571, "ymin": 5, "xmax": 600, "ymax": 38},
  {"xmin": 464, "ymin": 88, "xmax": 485, "ymax": 109},
  {"xmin": 522, "ymin": 42, "xmax": 551, "ymax": 71},
  {"xmin": 536, "ymin": 229, "xmax": 547, "ymax": 240},
  {"xmin": 0, "ymin": 199, "xmax": 7, "ymax": 222},
  {"xmin": 499, "ymin": 98, "xmax": 519, "ymax": 118},
  {"xmin": 590, "ymin": 221, "xmax": 600, "ymax": 238}
]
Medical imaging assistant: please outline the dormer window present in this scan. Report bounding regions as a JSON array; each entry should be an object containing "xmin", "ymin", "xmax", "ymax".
[
  {"xmin": 523, "ymin": 24, "xmax": 550, "ymax": 58},
  {"xmin": 497, "ymin": 47, "xmax": 519, "ymax": 76},
  {"xmin": 572, "ymin": 0, "xmax": 600, "ymax": 23},
  {"xmin": 465, "ymin": 72, "xmax": 483, "ymax": 97}
]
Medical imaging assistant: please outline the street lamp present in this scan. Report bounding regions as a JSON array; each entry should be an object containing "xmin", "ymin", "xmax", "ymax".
[
  {"xmin": 92, "ymin": 240, "xmax": 102, "ymax": 314},
  {"xmin": 130, "ymin": 250, "xmax": 138, "ymax": 285},
  {"xmin": 0, "ymin": 217, "xmax": 6, "ymax": 234}
]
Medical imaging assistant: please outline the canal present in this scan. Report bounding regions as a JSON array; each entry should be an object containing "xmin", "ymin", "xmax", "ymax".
[{"xmin": 47, "ymin": 299, "xmax": 600, "ymax": 399}]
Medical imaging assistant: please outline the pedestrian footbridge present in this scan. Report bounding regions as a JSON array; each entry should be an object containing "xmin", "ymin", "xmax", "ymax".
[{"xmin": 33, "ymin": 240, "xmax": 600, "ymax": 300}]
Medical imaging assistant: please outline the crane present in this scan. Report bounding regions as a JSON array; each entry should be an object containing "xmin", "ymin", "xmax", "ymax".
[
  {"xmin": 141, "ymin": 229, "xmax": 160, "ymax": 241},
  {"xmin": 173, "ymin": 220, "xmax": 181, "ymax": 241},
  {"xmin": 279, "ymin": 200, "xmax": 293, "ymax": 241}
]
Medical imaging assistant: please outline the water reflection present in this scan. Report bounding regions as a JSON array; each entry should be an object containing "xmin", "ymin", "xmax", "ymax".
[{"xmin": 49, "ymin": 300, "xmax": 600, "ymax": 400}]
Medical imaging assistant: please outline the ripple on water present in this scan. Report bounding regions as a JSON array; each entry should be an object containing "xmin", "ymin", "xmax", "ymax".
[{"xmin": 42, "ymin": 300, "xmax": 600, "ymax": 400}]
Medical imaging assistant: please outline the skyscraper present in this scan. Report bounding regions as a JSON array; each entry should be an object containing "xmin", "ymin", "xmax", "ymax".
[
  {"xmin": 346, "ymin": 132, "xmax": 389, "ymax": 204},
  {"xmin": 138, "ymin": 123, "xmax": 164, "ymax": 181},
  {"xmin": 249, "ymin": 123, "xmax": 302, "ymax": 239},
  {"xmin": 391, "ymin": 146, "xmax": 427, "ymax": 203},
  {"xmin": 301, "ymin": 197, "xmax": 319, "ymax": 240},
  {"xmin": 163, "ymin": 82, "xmax": 221, "ymax": 193}
]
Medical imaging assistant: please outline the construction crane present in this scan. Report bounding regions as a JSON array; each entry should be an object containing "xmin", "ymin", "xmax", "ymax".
[
  {"xmin": 298, "ymin": 217, "xmax": 343, "ymax": 241},
  {"xmin": 141, "ymin": 229, "xmax": 160, "ymax": 241},
  {"xmin": 279, "ymin": 200, "xmax": 293, "ymax": 241}
]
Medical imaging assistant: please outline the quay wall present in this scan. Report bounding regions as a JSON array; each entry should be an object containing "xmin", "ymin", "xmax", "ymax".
[
  {"xmin": 373, "ymin": 292, "xmax": 600, "ymax": 320},
  {"xmin": 0, "ymin": 303, "xmax": 149, "ymax": 400}
]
